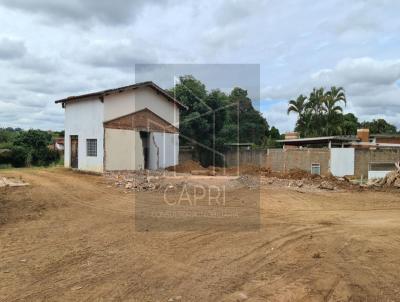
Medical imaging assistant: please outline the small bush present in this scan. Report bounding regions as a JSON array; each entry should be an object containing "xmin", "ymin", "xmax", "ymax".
[
  {"xmin": 32, "ymin": 147, "xmax": 59, "ymax": 166},
  {"xmin": 10, "ymin": 146, "xmax": 30, "ymax": 168},
  {"xmin": 0, "ymin": 149, "xmax": 12, "ymax": 165}
]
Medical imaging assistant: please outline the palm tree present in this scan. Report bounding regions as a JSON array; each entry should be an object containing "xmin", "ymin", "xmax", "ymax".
[
  {"xmin": 307, "ymin": 87, "xmax": 325, "ymax": 114},
  {"xmin": 288, "ymin": 87, "xmax": 348, "ymax": 137},
  {"xmin": 304, "ymin": 87, "xmax": 326, "ymax": 136},
  {"xmin": 287, "ymin": 95, "xmax": 308, "ymax": 136},
  {"xmin": 326, "ymin": 86, "xmax": 346, "ymax": 107},
  {"xmin": 287, "ymin": 94, "xmax": 307, "ymax": 115},
  {"xmin": 323, "ymin": 86, "xmax": 347, "ymax": 135}
]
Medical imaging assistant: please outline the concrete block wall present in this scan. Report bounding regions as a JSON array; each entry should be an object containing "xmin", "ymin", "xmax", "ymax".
[
  {"xmin": 225, "ymin": 148, "xmax": 330, "ymax": 175},
  {"xmin": 265, "ymin": 148, "xmax": 330, "ymax": 174},
  {"xmin": 224, "ymin": 149, "xmax": 266, "ymax": 167},
  {"xmin": 266, "ymin": 149, "xmax": 285, "ymax": 171},
  {"xmin": 182, "ymin": 147, "xmax": 400, "ymax": 178},
  {"xmin": 354, "ymin": 149, "xmax": 400, "ymax": 178}
]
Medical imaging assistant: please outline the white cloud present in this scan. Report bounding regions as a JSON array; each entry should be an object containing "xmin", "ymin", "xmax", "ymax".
[
  {"xmin": 0, "ymin": 37, "xmax": 26, "ymax": 59},
  {"xmin": 0, "ymin": 0, "xmax": 167, "ymax": 27},
  {"xmin": 262, "ymin": 101, "xmax": 297, "ymax": 133},
  {"xmin": 311, "ymin": 57, "xmax": 400, "ymax": 86},
  {"xmin": 79, "ymin": 39, "xmax": 158, "ymax": 71}
]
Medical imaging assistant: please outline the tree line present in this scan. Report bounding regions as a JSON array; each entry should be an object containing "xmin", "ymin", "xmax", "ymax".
[
  {"xmin": 287, "ymin": 87, "xmax": 397, "ymax": 137},
  {"xmin": 0, "ymin": 129, "xmax": 60, "ymax": 167}
]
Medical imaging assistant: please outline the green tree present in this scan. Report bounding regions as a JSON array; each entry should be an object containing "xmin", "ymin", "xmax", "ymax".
[
  {"xmin": 13, "ymin": 129, "xmax": 59, "ymax": 166},
  {"xmin": 171, "ymin": 76, "xmax": 228, "ymax": 166},
  {"xmin": 171, "ymin": 76, "xmax": 272, "ymax": 166},
  {"xmin": 287, "ymin": 94, "xmax": 308, "ymax": 135},
  {"xmin": 322, "ymin": 86, "xmax": 347, "ymax": 135},
  {"xmin": 360, "ymin": 119, "xmax": 397, "ymax": 134},
  {"xmin": 226, "ymin": 87, "xmax": 269, "ymax": 146},
  {"xmin": 0, "ymin": 127, "xmax": 21, "ymax": 149},
  {"xmin": 288, "ymin": 87, "xmax": 348, "ymax": 137},
  {"xmin": 341, "ymin": 113, "xmax": 359, "ymax": 135},
  {"xmin": 287, "ymin": 94, "xmax": 307, "ymax": 115},
  {"xmin": 14, "ymin": 129, "xmax": 52, "ymax": 149},
  {"xmin": 266, "ymin": 126, "xmax": 282, "ymax": 147}
]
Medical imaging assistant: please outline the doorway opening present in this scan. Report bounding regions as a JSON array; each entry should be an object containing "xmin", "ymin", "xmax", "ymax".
[
  {"xmin": 139, "ymin": 131, "xmax": 149, "ymax": 169},
  {"xmin": 70, "ymin": 135, "xmax": 78, "ymax": 168}
]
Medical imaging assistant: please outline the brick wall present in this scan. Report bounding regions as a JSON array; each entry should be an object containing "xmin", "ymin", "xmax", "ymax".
[
  {"xmin": 375, "ymin": 137, "xmax": 400, "ymax": 144},
  {"xmin": 354, "ymin": 149, "xmax": 400, "ymax": 178},
  {"xmin": 265, "ymin": 148, "xmax": 330, "ymax": 174},
  {"xmin": 225, "ymin": 148, "xmax": 330, "ymax": 175},
  {"xmin": 184, "ymin": 147, "xmax": 400, "ymax": 179},
  {"xmin": 224, "ymin": 149, "xmax": 266, "ymax": 167}
]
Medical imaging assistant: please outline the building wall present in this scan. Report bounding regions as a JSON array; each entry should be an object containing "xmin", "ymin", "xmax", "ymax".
[
  {"xmin": 63, "ymin": 86, "xmax": 180, "ymax": 172},
  {"xmin": 267, "ymin": 148, "xmax": 330, "ymax": 175},
  {"xmin": 375, "ymin": 137, "xmax": 400, "ymax": 144},
  {"xmin": 224, "ymin": 149, "xmax": 266, "ymax": 167},
  {"xmin": 64, "ymin": 98, "xmax": 104, "ymax": 172},
  {"xmin": 148, "ymin": 133, "xmax": 179, "ymax": 169},
  {"xmin": 104, "ymin": 128, "xmax": 144, "ymax": 171},
  {"xmin": 187, "ymin": 147, "xmax": 400, "ymax": 178},
  {"xmin": 224, "ymin": 148, "xmax": 330, "ymax": 175},
  {"xmin": 103, "ymin": 87, "xmax": 179, "ymax": 127},
  {"xmin": 354, "ymin": 149, "xmax": 400, "ymax": 178}
]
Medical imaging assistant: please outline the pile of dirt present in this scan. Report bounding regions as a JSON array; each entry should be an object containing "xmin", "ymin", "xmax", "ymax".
[
  {"xmin": 167, "ymin": 162, "xmax": 270, "ymax": 176},
  {"xmin": 261, "ymin": 170, "xmax": 361, "ymax": 191},
  {"xmin": 221, "ymin": 165, "xmax": 271, "ymax": 176},
  {"xmin": 166, "ymin": 160, "xmax": 206, "ymax": 173},
  {"xmin": 282, "ymin": 168, "xmax": 321, "ymax": 180}
]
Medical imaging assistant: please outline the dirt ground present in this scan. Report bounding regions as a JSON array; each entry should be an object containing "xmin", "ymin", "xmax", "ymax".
[{"xmin": 1, "ymin": 168, "xmax": 400, "ymax": 301}]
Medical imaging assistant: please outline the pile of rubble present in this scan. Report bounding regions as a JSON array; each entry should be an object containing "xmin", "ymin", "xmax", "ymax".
[
  {"xmin": 0, "ymin": 176, "xmax": 29, "ymax": 188},
  {"xmin": 232, "ymin": 175, "xmax": 260, "ymax": 190},
  {"xmin": 368, "ymin": 162, "xmax": 400, "ymax": 189},
  {"xmin": 261, "ymin": 174, "xmax": 356, "ymax": 191},
  {"xmin": 104, "ymin": 170, "xmax": 167, "ymax": 192}
]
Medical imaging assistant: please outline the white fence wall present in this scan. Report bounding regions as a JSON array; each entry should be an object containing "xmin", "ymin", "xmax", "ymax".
[{"xmin": 330, "ymin": 148, "xmax": 355, "ymax": 177}]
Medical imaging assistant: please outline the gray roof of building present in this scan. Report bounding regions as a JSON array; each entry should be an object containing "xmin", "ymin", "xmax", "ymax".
[
  {"xmin": 277, "ymin": 135, "xmax": 358, "ymax": 144},
  {"xmin": 54, "ymin": 81, "xmax": 187, "ymax": 110}
]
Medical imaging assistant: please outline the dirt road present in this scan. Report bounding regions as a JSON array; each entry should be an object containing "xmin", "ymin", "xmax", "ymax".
[{"xmin": 1, "ymin": 168, "xmax": 400, "ymax": 301}]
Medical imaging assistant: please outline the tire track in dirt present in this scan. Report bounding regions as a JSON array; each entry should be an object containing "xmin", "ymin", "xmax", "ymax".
[
  {"xmin": 23, "ymin": 170, "xmax": 136, "ymax": 216},
  {"xmin": 228, "ymin": 226, "xmax": 323, "ymax": 264}
]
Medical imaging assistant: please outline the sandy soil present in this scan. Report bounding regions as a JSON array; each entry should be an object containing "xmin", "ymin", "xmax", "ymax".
[{"xmin": 1, "ymin": 168, "xmax": 400, "ymax": 301}]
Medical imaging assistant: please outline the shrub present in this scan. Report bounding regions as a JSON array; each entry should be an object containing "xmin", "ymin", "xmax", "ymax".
[
  {"xmin": 10, "ymin": 146, "xmax": 30, "ymax": 168},
  {"xmin": 32, "ymin": 147, "xmax": 59, "ymax": 166},
  {"xmin": 0, "ymin": 149, "xmax": 12, "ymax": 165},
  {"xmin": 14, "ymin": 130, "xmax": 52, "ymax": 149}
]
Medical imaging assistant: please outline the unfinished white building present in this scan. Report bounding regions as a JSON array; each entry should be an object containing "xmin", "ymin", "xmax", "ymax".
[{"xmin": 55, "ymin": 81, "xmax": 185, "ymax": 173}]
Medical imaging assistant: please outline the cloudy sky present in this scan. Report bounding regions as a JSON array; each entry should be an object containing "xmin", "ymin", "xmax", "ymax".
[{"xmin": 1, "ymin": 0, "xmax": 400, "ymax": 132}]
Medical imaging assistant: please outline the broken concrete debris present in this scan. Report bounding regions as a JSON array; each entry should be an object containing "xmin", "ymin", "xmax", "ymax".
[
  {"xmin": 368, "ymin": 163, "xmax": 400, "ymax": 189},
  {"xmin": 319, "ymin": 181, "xmax": 335, "ymax": 190},
  {"xmin": 0, "ymin": 176, "xmax": 29, "ymax": 188},
  {"xmin": 103, "ymin": 161, "xmax": 372, "ymax": 193},
  {"xmin": 105, "ymin": 170, "xmax": 163, "ymax": 192}
]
